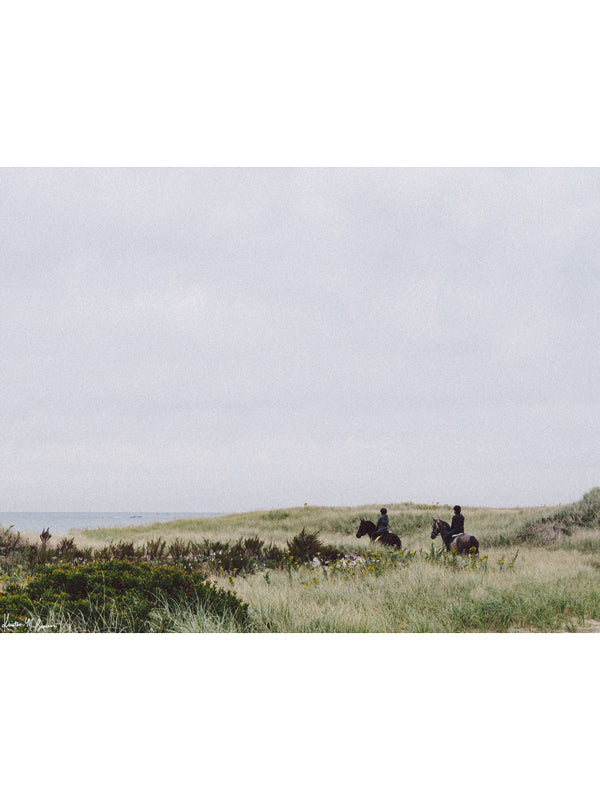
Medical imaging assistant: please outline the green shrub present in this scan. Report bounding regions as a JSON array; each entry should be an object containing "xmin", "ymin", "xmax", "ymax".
[
  {"xmin": 262, "ymin": 543, "xmax": 286, "ymax": 567},
  {"xmin": 167, "ymin": 538, "xmax": 192, "ymax": 561},
  {"xmin": 107, "ymin": 540, "xmax": 140, "ymax": 561},
  {"xmin": 93, "ymin": 541, "xmax": 145, "ymax": 562},
  {"xmin": 287, "ymin": 529, "xmax": 323, "ymax": 563},
  {"xmin": 145, "ymin": 537, "xmax": 167, "ymax": 560},
  {"xmin": 54, "ymin": 537, "xmax": 78, "ymax": 561},
  {"xmin": 0, "ymin": 561, "xmax": 250, "ymax": 633},
  {"xmin": 187, "ymin": 537, "xmax": 266, "ymax": 574},
  {"xmin": 241, "ymin": 536, "xmax": 265, "ymax": 557},
  {"xmin": 215, "ymin": 541, "xmax": 256, "ymax": 574},
  {"xmin": 316, "ymin": 544, "xmax": 345, "ymax": 563},
  {"xmin": 192, "ymin": 538, "xmax": 227, "ymax": 557},
  {"xmin": 0, "ymin": 526, "xmax": 22, "ymax": 557}
]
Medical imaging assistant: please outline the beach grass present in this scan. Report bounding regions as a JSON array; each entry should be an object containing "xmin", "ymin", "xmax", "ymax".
[
  {"xmin": 29, "ymin": 489, "xmax": 596, "ymax": 633},
  {"xmin": 212, "ymin": 545, "xmax": 600, "ymax": 632},
  {"xmin": 3, "ymin": 489, "xmax": 598, "ymax": 633},
  {"xmin": 67, "ymin": 500, "xmax": 562, "ymax": 553}
]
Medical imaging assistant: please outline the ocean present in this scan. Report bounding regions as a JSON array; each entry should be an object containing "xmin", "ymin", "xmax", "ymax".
[{"xmin": 0, "ymin": 511, "xmax": 225, "ymax": 538}]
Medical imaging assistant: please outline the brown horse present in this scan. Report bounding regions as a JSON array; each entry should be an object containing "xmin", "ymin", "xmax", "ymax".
[
  {"xmin": 357, "ymin": 519, "xmax": 402, "ymax": 549},
  {"xmin": 430, "ymin": 518, "xmax": 479, "ymax": 555}
]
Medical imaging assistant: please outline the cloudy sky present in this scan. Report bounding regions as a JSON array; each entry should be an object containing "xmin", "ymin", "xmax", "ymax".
[{"xmin": 2, "ymin": 167, "xmax": 598, "ymax": 511}]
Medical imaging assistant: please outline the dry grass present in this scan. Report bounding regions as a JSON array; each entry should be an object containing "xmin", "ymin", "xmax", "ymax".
[
  {"xmin": 206, "ymin": 545, "xmax": 600, "ymax": 632},
  {"xmin": 69, "ymin": 501, "xmax": 561, "ymax": 553},
  {"xmin": 64, "ymin": 493, "xmax": 600, "ymax": 632}
]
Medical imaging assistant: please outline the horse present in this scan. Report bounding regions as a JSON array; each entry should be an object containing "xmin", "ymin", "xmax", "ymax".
[
  {"xmin": 356, "ymin": 519, "xmax": 402, "ymax": 549},
  {"xmin": 430, "ymin": 518, "xmax": 479, "ymax": 555}
]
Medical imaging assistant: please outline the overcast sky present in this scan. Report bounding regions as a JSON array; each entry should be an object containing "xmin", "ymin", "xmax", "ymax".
[{"xmin": 2, "ymin": 168, "xmax": 598, "ymax": 511}]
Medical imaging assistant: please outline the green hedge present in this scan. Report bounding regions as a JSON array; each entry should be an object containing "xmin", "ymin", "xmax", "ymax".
[{"xmin": 0, "ymin": 561, "xmax": 250, "ymax": 632}]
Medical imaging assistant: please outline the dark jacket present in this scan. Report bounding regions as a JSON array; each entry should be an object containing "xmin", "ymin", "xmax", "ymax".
[
  {"xmin": 450, "ymin": 513, "xmax": 465, "ymax": 534},
  {"xmin": 376, "ymin": 513, "xmax": 390, "ymax": 532}
]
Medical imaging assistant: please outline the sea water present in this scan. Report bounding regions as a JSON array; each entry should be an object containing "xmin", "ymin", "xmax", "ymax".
[{"xmin": 0, "ymin": 511, "xmax": 225, "ymax": 537}]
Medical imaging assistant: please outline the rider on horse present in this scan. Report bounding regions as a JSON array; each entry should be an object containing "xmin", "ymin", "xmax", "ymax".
[
  {"xmin": 376, "ymin": 508, "xmax": 390, "ymax": 535},
  {"xmin": 443, "ymin": 505, "xmax": 465, "ymax": 545}
]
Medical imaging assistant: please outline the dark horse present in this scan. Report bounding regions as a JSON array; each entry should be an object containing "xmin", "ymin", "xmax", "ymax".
[
  {"xmin": 356, "ymin": 519, "xmax": 401, "ymax": 549},
  {"xmin": 430, "ymin": 518, "xmax": 479, "ymax": 555}
]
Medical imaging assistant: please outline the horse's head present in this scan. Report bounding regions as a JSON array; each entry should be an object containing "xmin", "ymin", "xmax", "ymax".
[
  {"xmin": 431, "ymin": 518, "xmax": 450, "ymax": 540},
  {"xmin": 357, "ymin": 519, "xmax": 367, "ymax": 538}
]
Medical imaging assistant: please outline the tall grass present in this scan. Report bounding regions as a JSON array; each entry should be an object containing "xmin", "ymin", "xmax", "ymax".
[
  {"xmin": 43, "ymin": 597, "xmax": 248, "ymax": 633},
  {"xmin": 9, "ymin": 488, "xmax": 600, "ymax": 633},
  {"xmin": 513, "ymin": 487, "xmax": 600, "ymax": 545},
  {"xmin": 210, "ymin": 546, "xmax": 600, "ymax": 632},
  {"xmin": 67, "ymin": 501, "xmax": 561, "ymax": 555}
]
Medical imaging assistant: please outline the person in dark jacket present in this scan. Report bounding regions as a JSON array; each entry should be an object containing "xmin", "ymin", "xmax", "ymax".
[
  {"xmin": 451, "ymin": 505, "xmax": 465, "ymax": 534},
  {"xmin": 376, "ymin": 508, "xmax": 390, "ymax": 533},
  {"xmin": 443, "ymin": 505, "xmax": 465, "ymax": 544}
]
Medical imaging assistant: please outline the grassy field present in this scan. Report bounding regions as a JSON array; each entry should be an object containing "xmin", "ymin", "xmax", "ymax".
[{"xmin": 31, "ymin": 488, "xmax": 597, "ymax": 633}]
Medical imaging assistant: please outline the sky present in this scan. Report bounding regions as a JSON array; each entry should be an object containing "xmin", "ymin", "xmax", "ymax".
[{"xmin": 2, "ymin": 167, "xmax": 599, "ymax": 511}]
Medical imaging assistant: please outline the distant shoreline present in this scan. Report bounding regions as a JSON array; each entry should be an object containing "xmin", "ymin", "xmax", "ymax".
[{"xmin": 0, "ymin": 511, "xmax": 227, "ymax": 538}]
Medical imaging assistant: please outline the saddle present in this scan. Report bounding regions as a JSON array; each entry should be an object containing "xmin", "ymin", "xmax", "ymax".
[{"xmin": 442, "ymin": 529, "xmax": 461, "ymax": 543}]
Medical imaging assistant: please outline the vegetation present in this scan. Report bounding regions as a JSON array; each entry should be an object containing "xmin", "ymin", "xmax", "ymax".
[
  {"xmin": 513, "ymin": 487, "xmax": 600, "ymax": 545},
  {"xmin": 2, "ymin": 489, "xmax": 600, "ymax": 632},
  {"xmin": 0, "ymin": 560, "xmax": 249, "ymax": 632}
]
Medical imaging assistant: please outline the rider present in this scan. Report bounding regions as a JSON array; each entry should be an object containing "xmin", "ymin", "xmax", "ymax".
[
  {"xmin": 376, "ymin": 508, "xmax": 390, "ymax": 534},
  {"xmin": 444, "ymin": 505, "xmax": 465, "ymax": 544}
]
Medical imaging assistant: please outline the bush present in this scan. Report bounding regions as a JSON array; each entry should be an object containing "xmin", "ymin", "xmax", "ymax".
[
  {"xmin": 167, "ymin": 538, "xmax": 192, "ymax": 561},
  {"xmin": 287, "ymin": 529, "xmax": 323, "ymax": 563},
  {"xmin": 145, "ymin": 537, "xmax": 167, "ymax": 560},
  {"xmin": 93, "ymin": 541, "xmax": 144, "ymax": 562},
  {"xmin": 214, "ymin": 541, "xmax": 256, "ymax": 574},
  {"xmin": 262, "ymin": 543, "xmax": 286, "ymax": 567},
  {"xmin": 186, "ymin": 537, "xmax": 267, "ymax": 574},
  {"xmin": 0, "ymin": 561, "xmax": 250, "ymax": 632},
  {"xmin": 0, "ymin": 526, "xmax": 22, "ymax": 558},
  {"xmin": 317, "ymin": 544, "xmax": 346, "ymax": 563},
  {"xmin": 241, "ymin": 536, "xmax": 265, "ymax": 557},
  {"xmin": 54, "ymin": 537, "xmax": 78, "ymax": 561}
]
